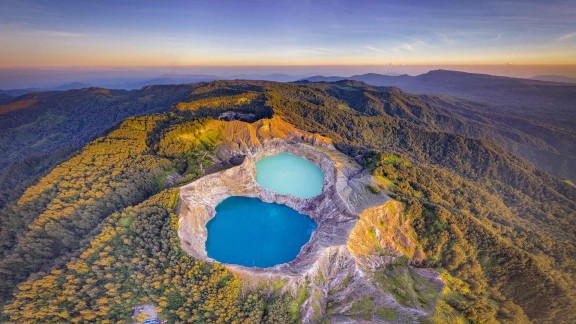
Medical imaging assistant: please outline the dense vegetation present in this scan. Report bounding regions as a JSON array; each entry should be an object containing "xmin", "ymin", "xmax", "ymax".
[
  {"xmin": 0, "ymin": 116, "xmax": 171, "ymax": 301},
  {"xmin": 262, "ymin": 81, "xmax": 575, "ymax": 322},
  {"xmin": 179, "ymin": 80, "xmax": 575, "ymax": 321},
  {"xmin": 0, "ymin": 80, "xmax": 574, "ymax": 322},
  {"xmin": 3, "ymin": 190, "xmax": 295, "ymax": 323},
  {"xmin": 370, "ymin": 154, "xmax": 573, "ymax": 322},
  {"xmin": 305, "ymin": 71, "xmax": 576, "ymax": 181},
  {"xmin": 305, "ymin": 69, "xmax": 576, "ymax": 130},
  {"xmin": 0, "ymin": 115, "xmax": 296, "ymax": 323},
  {"xmin": 262, "ymin": 81, "xmax": 575, "ymax": 321},
  {"xmin": 0, "ymin": 85, "xmax": 201, "ymax": 208}
]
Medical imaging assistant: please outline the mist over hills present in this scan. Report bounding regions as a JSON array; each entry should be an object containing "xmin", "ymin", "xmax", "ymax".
[
  {"xmin": 531, "ymin": 75, "xmax": 576, "ymax": 84},
  {"xmin": 0, "ymin": 73, "xmax": 307, "ymax": 93}
]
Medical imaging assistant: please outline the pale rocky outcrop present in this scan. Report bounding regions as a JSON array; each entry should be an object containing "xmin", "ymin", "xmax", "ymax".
[{"xmin": 177, "ymin": 117, "xmax": 443, "ymax": 323}]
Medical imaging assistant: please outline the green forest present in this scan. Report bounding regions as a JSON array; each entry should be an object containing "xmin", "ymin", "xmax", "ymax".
[{"xmin": 0, "ymin": 80, "xmax": 574, "ymax": 323}]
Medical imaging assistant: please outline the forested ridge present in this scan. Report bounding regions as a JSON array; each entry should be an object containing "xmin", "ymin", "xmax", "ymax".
[
  {"xmin": 0, "ymin": 80, "xmax": 574, "ymax": 322},
  {"xmin": 0, "ymin": 84, "xmax": 201, "ymax": 209},
  {"xmin": 303, "ymin": 71, "xmax": 576, "ymax": 182}
]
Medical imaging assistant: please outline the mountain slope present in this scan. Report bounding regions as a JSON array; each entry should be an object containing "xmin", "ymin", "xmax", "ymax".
[
  {"xmin": 302, "ymin": 71, "xmax": 576, "ymax": 181},
  {"xmin": 0, "ymin": 85, "xmax": 203, "ymax": 172},
  {"xmin": 177, "ymin": 80, "xmax": 576, "ymax": 320},
  {"xmin": 0, "ymin": 93, "xmax": 14, "ymax": 105},
  {"xmin": 305, "ymin": 70, "xmax": 576, "ymax": 127},
  {"xmin": 305, "ymin": 70, "xmax": 576, "ymax": 118},
  {"xmin": 0, "ymin": 80, "xmax": 574, "ymax": 322},
  {"xmin": 0, "ymin": 84, "xmax": 205, "ymax": 208}
]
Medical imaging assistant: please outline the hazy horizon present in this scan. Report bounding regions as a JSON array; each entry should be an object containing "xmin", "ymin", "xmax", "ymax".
[
  {"xmin": 2, "ymin": 64, "xmax": 576, "ymax": 89},
  {"xmin": 2, "ymin": 0, "xmax": 576, "ymax": 89}
]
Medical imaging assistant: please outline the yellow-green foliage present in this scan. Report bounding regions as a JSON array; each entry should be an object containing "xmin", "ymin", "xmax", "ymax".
[
  {"xmin": 261, "ymin": 78, "xmax": 575, "ymax": 324},
  {"xmin": 348, "ymin": 200, "xmax": 422, "ymax": 260},
  {"xmin": 349, "ymin": 295, "xmax": 374, "ymax": 320},
  {"xmin": 2, "ymin": 80, "xmax": 575, "ymax": 323},
  {"xmin": 290, "ymin": 280, "xmax": 310, "ymax": 319},
  {"xmin": 374, "ymin": 175, "xmax": 395, "ymax": 190},
  {"xmin": 367, "ymin": 183, "xmax": 380, "ymax": 194},
  {"xmin": 379, "ymin": 153, "xmax": 411, "ymax": 166},
  {"xmin": 176, "ymin": 92, "xmax": 259, "ymax": 111},
  {"xmin": 3, "ymin": 191, "xmax": 262, "ymax": 323},
  {"xmin": 157, "ymin": 118, "xmax": 223, "ymax": 158},
  {"xmin": 365, "ymin": 227, "xmax": 377, "ymax": 243},
  {"xmin": 428, "ymin": 270, "xmax": 471, "ymax": 324},
  {"xmin": 376, "ymin": 307, "xmax": 398, "ymax": 321},
  {"xmin": 20, "ymin": 116, "xmax": 167, "ymax": 205},
  {"xmin": 0, "ymin": 116, "xmax": 175, "ymax": 304},
  {"xmin": 372, "ymin": 150, "xmax": 574, "ymax": 322},
  {"xmin": 0, "ymin": 113, "xmax": 298, "ymax": 323},
  {"xmin": 374, "ymin": 263, "xmax": 440, "ymax": 309}
]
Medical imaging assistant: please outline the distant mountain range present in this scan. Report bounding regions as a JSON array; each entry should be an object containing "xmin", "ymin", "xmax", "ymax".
[
  {"xmin": 0, "ymin": 73, "xmax": 307, "ymax": 96},
  {"xmin": 0, "ymin": 82, "xmax": 92, "ymax": 99},
  {"xmin": 2, "ymin": 70, "xmax": 575, "ymax": 182},
  {"xmin": 300, "ymin": 70, "xmax": 576, "ymax": 183},
  {"xmin": 2, "ymin": 70, "xmax": 575, "ymax": 183},
  {"xmin": 301, "ymin": 70, "xmax": 576, "ymax": 130},
  {"xmin": 530, "ymin": 74, "xmax": 576, "ymax": 83}
]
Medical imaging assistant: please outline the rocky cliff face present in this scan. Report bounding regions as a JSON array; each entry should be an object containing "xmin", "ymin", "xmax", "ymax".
[{"xmin": 177, "ymin": 117, "xmax": 443, "ymax": 323}]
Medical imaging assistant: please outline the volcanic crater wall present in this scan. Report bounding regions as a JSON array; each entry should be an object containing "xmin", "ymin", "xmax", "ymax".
[
  {"xmin": 176, "ymin": 118, "xmax": 439, "ymax": 323},
  {"xmin": 178, "ymin": 139, "xmax": 359, "ymax": 275}
]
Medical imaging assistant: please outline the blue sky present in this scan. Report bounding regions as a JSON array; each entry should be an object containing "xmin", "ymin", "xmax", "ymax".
[{"xmin": 0, "ymin": 0, "xmax": 575, "ymax": 67}]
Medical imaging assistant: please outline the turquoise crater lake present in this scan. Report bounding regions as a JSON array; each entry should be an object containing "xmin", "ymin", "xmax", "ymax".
[
  {"xmin": 256, "ymin": 153, "xmax": 324, "ymax": 199},
  {"xmin": 206, "ymin": 197, "xmax": 317, "ymax": 267}
]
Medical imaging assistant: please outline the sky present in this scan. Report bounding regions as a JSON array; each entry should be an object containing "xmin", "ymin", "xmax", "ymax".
[{"xmin": 0, "ymin": 0, "xmax": 575, "ymax": 76}]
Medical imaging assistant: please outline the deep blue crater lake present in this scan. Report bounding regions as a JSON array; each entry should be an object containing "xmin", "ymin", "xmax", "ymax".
[
  {"xmin": 206, "ymin": 196, "xmax": 317, "ymax": 267},
  {"xmin": 256, "ymin": 153, "xmax": 324, "ymax": 199}
]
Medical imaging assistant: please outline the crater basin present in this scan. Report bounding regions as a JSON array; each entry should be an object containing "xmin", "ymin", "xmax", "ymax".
[
  {"xmin": 256, "ymin": 153, "xmax": 324, "ymax": 199},
  {"xmin": 206, "ymin": 196, "xmax": 318, "ymax": 267}
]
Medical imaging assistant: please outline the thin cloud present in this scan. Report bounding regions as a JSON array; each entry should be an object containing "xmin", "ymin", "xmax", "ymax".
[
  {"xmin": 32, "ymin": 30, "xmax": 86, "ymax": 38},
  {"xmin": 395, "ymin": 40, "xmax": 427, "ymax": 53},
  {"xmin": 365, "ymin": 46, "xmax": 389, "ymax": 53},
  {"xmin": 1, "ymin": 27, "xmax": 88, "ymax": 39},
  {"xmin": 435, "ymin": 32, "xmax": 457, "ymax": 45},
  {"xmin": 556, "ymin": 32, "xmax": 576, "ymax": 42},
  {"xmin": 399, "ymin": 43, "xmax": 415, "ymax": 52},
  {"xmin": 295, "ymin": 46, "xmax": 333, "ymax": 53},
  {"xmin": 366, "ymin": 40, "xmax": 427, "ymax": 54}
]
